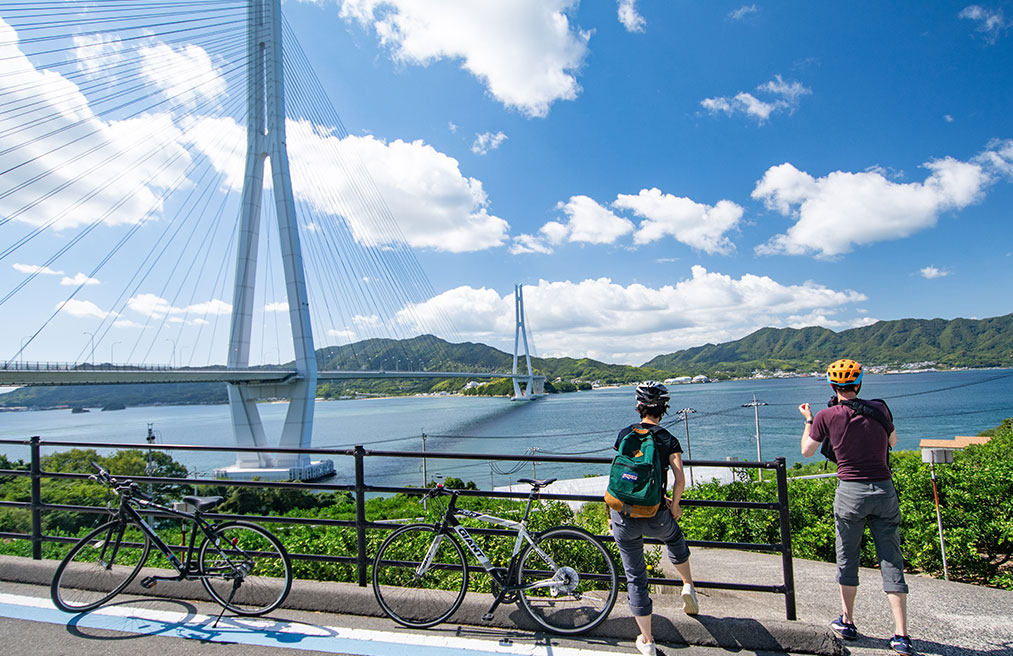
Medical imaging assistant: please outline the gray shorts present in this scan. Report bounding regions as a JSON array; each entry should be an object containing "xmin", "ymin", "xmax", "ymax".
[
  {"xmin": 834, "ymin": 479, "xmax": 908, "ymax": 593},
  {"xmin": 610, "ymin": 507, "xmax": 691, "ymax": 617}
]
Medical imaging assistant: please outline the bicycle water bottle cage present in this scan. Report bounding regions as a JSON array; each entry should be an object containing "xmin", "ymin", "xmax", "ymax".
[{"xmin": 182, "ymin": 495, "xmax": 223, "ymax": 512}]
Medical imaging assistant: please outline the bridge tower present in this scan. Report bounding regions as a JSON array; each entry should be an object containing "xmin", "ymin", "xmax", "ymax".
[
  {"xmin": 511, "ymin": 284, "xmax": 544, "ymax": 400},
  {"xmin": 218, "ymin": 0, "xmax": 331, "ymax": 481}
]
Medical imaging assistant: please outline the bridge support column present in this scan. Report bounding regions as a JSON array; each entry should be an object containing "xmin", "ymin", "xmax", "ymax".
[{"xmin": 511, "ymin": 284, "xmax": 541, "ymax": 401}]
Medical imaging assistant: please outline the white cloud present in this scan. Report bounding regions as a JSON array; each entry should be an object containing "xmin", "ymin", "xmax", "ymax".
[
  {"xmin": 754, "ymin": 142, "xmax": 1013, "ymax": 257},
  {"xmin": 959, "ymin": 5, "xmax": 1008, "ymax": 43},
  {"xmin": 74, "ymin": 33, "xmax": 125, "ymax": 80},
  {"xmin": 944, "ymin": 114, "xmax": 955, "ymax": 123},
  {"xmin": 396, "ymin": 270, "xmax": 867, "ymax": 364},
  {"xmin": 617, "ymin": 0, "xmax": 646, "ymax": 32},
  {"xmin": 138, "ymin": 42, "xmax": 226, "ymax": 108},
  {"xmin": 112, "ymin": 319, "xmax": 143, "ymax": 329},
  {"xmin": 471, "ymin": 131, "xmax": 508, "ymax": 155},
  {"xmin": 127, "ymin": 293, "xmax": 231, "ymax": 318},
  {"xmin": 13, "ymin": 263, "xmax": 63, "ymax": 275},
  {"xmin": 701, "ymin": 75, "xmax": 811, "ymax": 123},
  {"xmin": 920, "ymin": 266, "xmax": 950, "ymax": 279},
  {"xmin": 58, "ymin": 299, "xmax": 114, "ymax": 319},
  {"xmin": 265, "ymin": 302, "xmax": 289, "ymax": 312},
  {"xmin": 729, "ymin": 5, "xmax": 758, "ymax": 21},
  {"xmin": 547, "ymin": 195, "xmax": 634, "ymax": 245},
  {"xmin": 60, "ymin": 273, "xmax": 99, "ymax": 286},
  {"xmin": 448, "ymin": 121, "xmax": 458, "ymax": 133},
  {"xmin": 186, "ymin": 118, "xmax": 510, "ymax": 252},
  {"xmin": 336, "ymin": 0, "xmax": 590, "ymax": 117},
  {"xmin": 0, "ymin": 18, "xmax": 194, "ymax": 230},
  {"xmin": 509, "ymin": 233, "xmax": 555, "ymax": 255},
  {"xmin": 617, "ymin": 188, "xmax": 743, "ymax": 254}
]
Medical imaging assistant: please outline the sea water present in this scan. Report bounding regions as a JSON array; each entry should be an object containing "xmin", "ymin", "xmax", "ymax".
[{"xmin": 1, "ymin": 370, "xmax": 1010, "ymax": 488}]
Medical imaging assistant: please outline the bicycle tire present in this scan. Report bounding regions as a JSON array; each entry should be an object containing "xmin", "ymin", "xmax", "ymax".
[
  {"xmin": 198, "ymin": 520, "xmax": 292, "ymax": 616},
  {"xmin": 372, "ymin": 524, "xmax": 469, "ymax": 628},
  {"xmin": 51, "ymin": 518, "xmax": 152, "ymax": 612},
  {"xmin": 517, "ymin": 526, "xmax": 619, "ymax": 635}
]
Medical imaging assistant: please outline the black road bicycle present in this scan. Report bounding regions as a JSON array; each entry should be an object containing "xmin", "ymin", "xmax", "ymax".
[
  {"xmin": 51, "ymin": 463, "xmax": 292, "ymax": 620},
  {"xmin": 372, "ymin": 478, "xmax": 619, "ymax": 635}
]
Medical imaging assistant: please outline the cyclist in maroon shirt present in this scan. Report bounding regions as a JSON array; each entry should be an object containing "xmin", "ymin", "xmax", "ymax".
[{"xmin": 798, "ymin": 359, "xmax": 913, "ymax": 656}]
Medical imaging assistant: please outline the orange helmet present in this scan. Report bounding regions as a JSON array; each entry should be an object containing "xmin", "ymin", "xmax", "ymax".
[{"xmin": 827, "ymin": 359, "xmax": 863, "ymax": 386}]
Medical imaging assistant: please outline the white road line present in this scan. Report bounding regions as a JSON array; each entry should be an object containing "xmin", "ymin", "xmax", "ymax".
[{"xmin": 0, "ymin": 593, "xmax": 601, "ymax": 656}]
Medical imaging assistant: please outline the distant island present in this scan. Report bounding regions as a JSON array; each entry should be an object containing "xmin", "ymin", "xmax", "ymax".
[{"xmin": 2, "ymin": 313, "xmax": 1010, "ymax": 410}]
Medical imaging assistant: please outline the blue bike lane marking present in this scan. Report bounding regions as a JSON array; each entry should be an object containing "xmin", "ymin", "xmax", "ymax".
[{"xmin": 0, "ymin": 593, "xmax": 593, "ymax": 656}]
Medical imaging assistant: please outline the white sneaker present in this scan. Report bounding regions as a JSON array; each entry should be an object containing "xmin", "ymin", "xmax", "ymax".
[
  {"xmin": 635, "ymin": 635, "xmax": 657, "ymax": 656},
  {"xmin": 681, "ymin": 583, "xmax": 699, "ymax": 615}
]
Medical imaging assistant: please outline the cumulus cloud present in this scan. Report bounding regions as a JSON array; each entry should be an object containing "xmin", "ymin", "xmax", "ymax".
[
  {"xmin": 617, "ymin": 188, "xmax": 743, "ymax": 254},
  {"xmin": 617, "ymin": 0, "xmax": 646, "ymax": 32},
  {"xmin": 920, "ymin": 266, "xmax": 950, "ymax": 279},
  {"xmin": 471, "ymin": 131, "xmax": 508, "ymax": 155},
  {"xmin": 959, "ymin": 5, "xmax": 1008, "ymax": 43},
  {"xmin": 701, "ymin": 75, "xmax": 811, "ymax": 123},
  {"xmin": 729, "ymin": 5, "xmax": 758, "ymax": 21},
  {"xmin": 60, "ymin": 273, "xmax": 99, "ymax": 286},
  {"xmin": 395, "ymin": 270, "xmax": 867, "ymax": 364},
  {"xmin": 0, "ymin": 18, "xmax": 193, "ymax": 230},
  {"xmin": 13, "ymin": 263, "xmax": 63, "ymax": 275},
  {"xmin": 127, "ymin": 293, "xmax": 231, "ymax": 318},
  {"xmin": 515, "ymin": 189, "xmax": 742, "ymax": 255},
  {"xmin": 754, "ymin": 141, "xmax": 1013, "ymax": 257},
  {"xmin": 138, "ymin": 42, "xmax": 226, "ymax": 108},
  {"xmin": 58, "ymin": 299, "xmax": 114, "ymax": 319},
  {"xmin": 265, "ymin": 302, "xmax": 289, "ymax": 312},
  {"xmin": 336, "ymin": 0, "xmax": 590, "ymax": 117},
  {"xmin": 185, "ymin": 118, "xmax": 510, "ymax": 252}
]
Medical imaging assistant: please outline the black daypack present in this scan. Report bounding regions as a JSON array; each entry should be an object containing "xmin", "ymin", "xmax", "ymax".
[{"xmin": 820, "ymin": 398, "xmax": 893, "ymax": 464}]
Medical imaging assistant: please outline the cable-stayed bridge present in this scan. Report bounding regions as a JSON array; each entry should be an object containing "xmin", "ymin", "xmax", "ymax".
[{"xmin": 0, "ymin": 1, "xmax": 543, "ymax": 480}]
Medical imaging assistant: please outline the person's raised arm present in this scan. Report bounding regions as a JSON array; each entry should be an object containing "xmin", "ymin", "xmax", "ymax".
[
  {"xmin": 798, "ymin": 402, "xmax": 820, "ymax": 458},
  {"xmin": 888, "ymin": 429, "xmax": 897, "ymax": 448}
]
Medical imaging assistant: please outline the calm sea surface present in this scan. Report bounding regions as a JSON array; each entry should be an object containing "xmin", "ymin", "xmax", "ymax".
[{"xmin": 1, "ymin": 370, "xmax": 1010, "ymax": 488}]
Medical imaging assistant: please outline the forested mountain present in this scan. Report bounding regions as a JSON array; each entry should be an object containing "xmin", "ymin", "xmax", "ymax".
[
  {"xmin": 2, "ymin": 314, "xmax": 1010, "ymax": 409},
  {"xmin": 643, "ymin": 314, "xmax": 1013, "ymax": 375}
]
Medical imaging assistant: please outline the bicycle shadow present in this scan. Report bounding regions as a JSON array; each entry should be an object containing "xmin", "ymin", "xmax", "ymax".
[
  {"xmin": 63, "ymin": 598, "xmax": 339, "ymax": 646},
  {"xmin": 844, "ymin": 636, "xmax": 1013, "ymax": 656}
]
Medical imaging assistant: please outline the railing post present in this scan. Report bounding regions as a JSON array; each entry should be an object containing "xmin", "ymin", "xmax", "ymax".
[
  {"xmin": 354, "ymin": 445, "xmax": 367, "ymax": 586},
  {"xmin": 30, "ymin": 435, "xmax": 42, "ymax": 560},
  {"xmin": 775, "ymin": 457, "xmax": 796, "ymax": 620}
]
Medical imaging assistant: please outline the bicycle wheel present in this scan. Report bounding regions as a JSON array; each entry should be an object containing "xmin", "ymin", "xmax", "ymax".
[
  {"xmin": 517, "ymin": 526, "xmax": 619, "ymax": 635},
  {"xmin": 198, "ymin": 521, "xmax": 292, "ymax": 616},
  {"xmin": 51, "ymin": 518, "xmax": 152, "ymax": 612},
  {"xmin": 372, "ymin": 524, "xmax": 468, "ymax": 628}
]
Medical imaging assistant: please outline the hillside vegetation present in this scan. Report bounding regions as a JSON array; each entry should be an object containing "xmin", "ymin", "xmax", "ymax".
[{"xmin": 644, "ymin": 313, "xmax": 1013, "ymax": 376}]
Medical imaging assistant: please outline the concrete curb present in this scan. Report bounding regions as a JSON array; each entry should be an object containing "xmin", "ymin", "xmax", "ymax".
[{"xmin": 0, "ymin": 555, "xmax": 841, "ymax": 655}]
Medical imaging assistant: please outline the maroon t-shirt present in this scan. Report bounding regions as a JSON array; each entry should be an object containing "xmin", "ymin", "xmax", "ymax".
[{"xmin": 810, "ymin": 400, "xmax": 894, "ymax": 481}]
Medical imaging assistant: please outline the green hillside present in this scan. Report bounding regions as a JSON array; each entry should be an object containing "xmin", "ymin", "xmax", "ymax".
[{"xmin": 643, "ymin": 313, "xmax": 1013, "ymax": 376}]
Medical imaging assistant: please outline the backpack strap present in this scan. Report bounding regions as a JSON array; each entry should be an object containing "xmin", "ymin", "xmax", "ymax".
[{"xmin": 840, "ymin": 399, "xmax": 893, "ymax": 435}]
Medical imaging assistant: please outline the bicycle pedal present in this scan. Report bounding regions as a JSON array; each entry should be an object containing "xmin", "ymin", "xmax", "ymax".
[
  {"xmin": 140, "ymin": 576, "xmax": 157, "ymax": 589},
  {"xmin": 481, "ymin": 612, "xmax": 494, "ymax": 622}
]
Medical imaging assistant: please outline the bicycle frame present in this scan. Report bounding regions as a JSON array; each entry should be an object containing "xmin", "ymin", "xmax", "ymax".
[
  {"xmin": 425, "ymin": 491, "xmax": 562, "ymax": 596},
  {"xmin": 105, "ymin": 493, "xmax": 226, "ymax": 583}
]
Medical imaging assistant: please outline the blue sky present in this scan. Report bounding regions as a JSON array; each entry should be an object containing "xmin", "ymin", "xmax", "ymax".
[{"xmin": 2, "ymin": 1, "xmax": 1012, "ymax": 366}]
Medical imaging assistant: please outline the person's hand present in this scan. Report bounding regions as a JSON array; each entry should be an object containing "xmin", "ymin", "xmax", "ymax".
[
  {"xmin": 798, "ymin": 402, "xmax": 813, "ymax": 421},
  {"xmin": 666, "ymin": 496, "xmax": 682, "ymax": 520}
]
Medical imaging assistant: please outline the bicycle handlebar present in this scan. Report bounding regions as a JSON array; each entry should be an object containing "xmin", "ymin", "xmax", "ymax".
[{"xmin": 89, "ymin": 462, "xmax": 152, "ymax": 501}]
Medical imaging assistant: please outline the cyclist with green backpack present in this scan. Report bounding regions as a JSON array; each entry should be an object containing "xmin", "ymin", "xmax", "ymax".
[{"xmin": 606, "ymin": 382, "xmax": 698, "ymax": 656}]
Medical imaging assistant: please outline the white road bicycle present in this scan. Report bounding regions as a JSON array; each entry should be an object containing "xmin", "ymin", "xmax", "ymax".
[{"xmin": 371, "ymin": 478, "xmax": 619, "ymax": 635}]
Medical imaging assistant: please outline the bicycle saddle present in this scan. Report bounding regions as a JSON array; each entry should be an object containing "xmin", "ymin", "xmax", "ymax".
[
  {"xmin": 517, "ymin": 478, "xmax": 557, "ymax": 489},
  {"xmin": 182, "ymin": 495, "xmax": 223, "ymax": 511}
]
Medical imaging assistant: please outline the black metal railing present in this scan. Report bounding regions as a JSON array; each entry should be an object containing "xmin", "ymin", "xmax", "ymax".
[{"xmin": 0, "ymin": 435, "xmax": 796, "ymax": 619}]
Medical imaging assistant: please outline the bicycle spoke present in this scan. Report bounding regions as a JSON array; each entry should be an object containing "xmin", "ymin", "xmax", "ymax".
[
  {"xmin": 51, "ymin": 520, "xmax": 151, "ymax": 612},
  {"xmin": 198, "ymin": 521, "xmax": 292, "ymax": 616}
]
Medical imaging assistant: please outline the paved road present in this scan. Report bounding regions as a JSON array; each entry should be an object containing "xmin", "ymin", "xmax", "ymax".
[{"xmin": 0, "ymin": 580, "xmax": 796, "ymax": 656}]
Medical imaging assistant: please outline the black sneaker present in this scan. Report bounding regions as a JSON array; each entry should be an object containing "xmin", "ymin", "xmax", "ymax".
[
  {"xmin": 890, "ymin": 635, "xmax": 915, "ymax": 655},
  {"xmin": 829, "ymin": 615, "xmax": 858, "ymax": 640}
]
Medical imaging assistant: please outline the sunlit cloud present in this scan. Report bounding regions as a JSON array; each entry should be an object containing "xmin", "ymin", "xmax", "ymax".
[
  {"xmin": 701, "ymin": 75, "xmax": 811, "ymax": 123},
  {"xmin": 60, "ymin": 273, "xmax": 100, "ymax": 286},
  {"xmin": 13, "ymin": 263, "xmax": 63, "ymax": 275},
  {"xmin": 471, "ymin": 131, "xmax": 508, "ymax": 155},
  {"xmin": 617, "ymin": 0, "xmax": 646, "ymax": 32}
]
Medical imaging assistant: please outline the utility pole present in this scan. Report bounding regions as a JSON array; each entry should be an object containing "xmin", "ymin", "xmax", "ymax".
[
  {"xmin": 145, "ymin": 424, "xmax": 156, "ymax": 498},
  {"xmin": 677, "ymin": 408, "xmax": 696, "ymax": 486},
  {"xmin": 742, "ymin": 394, "xmax": 767, "ymax": 481}
]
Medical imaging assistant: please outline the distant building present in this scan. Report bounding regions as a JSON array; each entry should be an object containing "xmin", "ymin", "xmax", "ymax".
[
  {"xmin": 664, "ymin": 376, "xmax": 692, "ymax": 384},
  {"xmin": 691, "ymin": 375, "xmax": 710, "ymax": 383}
]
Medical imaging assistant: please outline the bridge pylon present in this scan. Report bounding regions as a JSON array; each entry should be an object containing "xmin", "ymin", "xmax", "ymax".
[
  {"xmin": 216, "ymin": 0, "xmax": 331, "ymax": 482},
  {"xmin": 511, "ymin": 284, "xmax": 544, "ymax": 401}
]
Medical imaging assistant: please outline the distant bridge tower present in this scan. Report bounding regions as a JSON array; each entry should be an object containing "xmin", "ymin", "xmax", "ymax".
[
  {"xmin": 218, "ymin": 0, "xmax": 331, "ymax": 481},
  {"xmin": 512, "ymin": 284, "xmax": 544, "ymax": 400}
]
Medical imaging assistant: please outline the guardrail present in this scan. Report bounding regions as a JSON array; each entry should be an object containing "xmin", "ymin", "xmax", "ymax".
[{"xmin": 0, "ymin": 436, "xmax": 797, "ymax": 619}]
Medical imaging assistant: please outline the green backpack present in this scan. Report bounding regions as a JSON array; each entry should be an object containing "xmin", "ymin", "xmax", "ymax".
[{"xmin": 604, "ymin": 425, "xmax": 666, "ymax": 517}]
